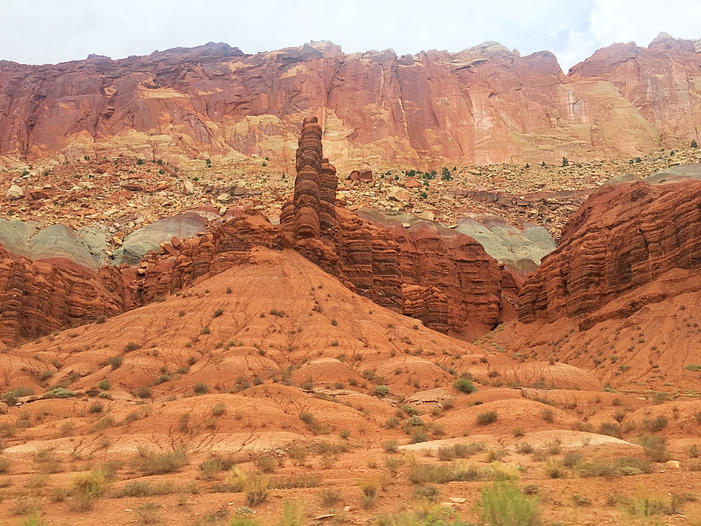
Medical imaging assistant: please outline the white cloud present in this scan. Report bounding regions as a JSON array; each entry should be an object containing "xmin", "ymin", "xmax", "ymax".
[
  {"xmin": 0, "ymin": 0, "xmax": 697, "ymax": 71},
  {"xmin": 589, "ymin": 0, "xmax": 701, "ymax": 48}
]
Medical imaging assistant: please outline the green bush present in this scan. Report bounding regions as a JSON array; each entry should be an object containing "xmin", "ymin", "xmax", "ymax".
[
  {"xmin": 477, "ymin": 481, "xmax": 539, "ymax": 526},
  {"xmin": 97, "ymin": 379, "xmax": 111, "ymax": 391},
  {"xmin": 43, "ymin": 387, "xmax": 74, "ymax": 399},
  {"xmin": 374, "ymin": 385, "xmax": 390, "ymax": 397},
  {"xmin": 453, "ymin": 376, "xmax": 477, "ymax": 394}
]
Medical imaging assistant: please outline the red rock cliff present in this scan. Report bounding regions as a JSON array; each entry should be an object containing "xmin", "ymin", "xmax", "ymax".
[
  {"xmin": 518, "ymin": 178, "xmax": 701, "ymax": 327},
  {"xmin": 0, "ymin": 38, "xmax": 699, "ymax": 167}
]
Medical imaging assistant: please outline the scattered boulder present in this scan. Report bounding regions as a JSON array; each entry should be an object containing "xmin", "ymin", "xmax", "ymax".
[
  {"xmin": 349, "ymin": 169, "xmax": 373, "ymax": 182},
  {"xmin": 6, "ymin": 184, "xmax": 24, "ymax": 200}
]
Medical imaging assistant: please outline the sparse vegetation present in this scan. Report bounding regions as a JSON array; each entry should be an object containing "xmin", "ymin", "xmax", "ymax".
[
  {"xmin": 134, "ymin": 448, "xmax": 188, "ymax": 475},
  {"xmin": 476, "ymin": 410, "xmax": 498, "ymax": 425},
  {"xmin": 476, "ymin": 481, "xmax": 539, "ymax": 526},
  {"xmin": 453, "ymin": 375, "xmax": 477, "ymax": 394}
]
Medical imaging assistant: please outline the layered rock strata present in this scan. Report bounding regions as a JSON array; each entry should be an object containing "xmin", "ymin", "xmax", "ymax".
[
  {"xmin": 1, "ymin": 37, "xmax": 699, "ymax": 166},
  {"xmin": 518, "ymin": 179, "xmax": 701, "ymax": 327}
]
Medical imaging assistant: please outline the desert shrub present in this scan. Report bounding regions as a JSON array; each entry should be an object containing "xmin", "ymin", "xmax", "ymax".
[
  {"xmin": 3, "ymin": 386, "xmax": 34, "ymax": 405},
  {"xmin": 572, "ymin": 494, "xmax": 592, "ymax": 506},
  {"xmin": 43, "ymin": 387, "xmax": 74, "ymax": 399},
  {"xmin": 541, "ymin": 409, "xmax": 554, "ymax": 423},
  {"xmin": 577, "ymin": 457, "xmax": 651, "ymax": 477},
  {"xmin": 34, "ymin": 448, "xmax": 62, "ymax": 473},
  {"xmin": 299, "ymin": 411, "xmax": 323, "ymax": 433},
  {"xmin": 383, "ymin": 440, "xmax": 399, "ymax": 453},
  {"xmin": 118, "ymin": 480, "xmax": 176, "ymax": 497},
  {"xmin": 374, "ymin": 385, "xmax": 390, "ymax": 397},
  {"xmin": 408, "ymin": 462, "xmax": 480, "ymax": 484},
  {"xmin": 97, "ymin": 379, "xmax": 111, "ymax": 391},
  {"xmin": 313, "ymin": 441, "xmax": 349, "ymax": 455},
  {"xmin": 544, "ymin": 459, "xmax": 565, "ymax": 479},
  {"xmin": 640, "ymin": 434, "xmax": 670, "ymax": 462},
  {"xmin": 135, "ymin": 502, "xmax": 162, "ymax": 524},
  {"xmin": 438, "ymin": 442, "xmax": 484, "ymax": 460},
  {"xmin": 287, "ymin": 446, "xmax": 307, "ymax": 465},
  {"xmin": 12, "ymin": 496, "xmax": 41, "ymax": 516},
  {"xmin": 643, "ymin": 416, "xmax": 668, "ymax": 432},
  {"xmin": 562, "ymin": 452, "xmax": 583, "ymax": 468},
  {"xmin": 109, "ymin": 355, "xmax": 122, "ymax": 369},
  {"xmin": 413, "ymin": 485, "xmax": 440, "ymax": 500},
  {"xmin": 490, "ymin": 462, "xmax": 521, "ymax": 481},
  {"xmin": 410, "ymin": 429, "xmax": 427, "ymax": 444},
  {"xmin": 133, "ymin": 387, "xmax": 151, "ymax": 400},
  {"xmin": 211, "ymin": 403, "xmax": 226, "ymax": 417},
  {"xmin": 256, "ymin": 455, "xmax": 277, "ymax": 474},
  {"xmin": 385, "ymin": 455, "xmax": 404, "ymax": 475},
  {"xmin": 124, "ymin": 342, "xmax": 140, "ymax": 352},
  {"xmin": 245, "ymin": 474, "xmax": 269, "ymax": 506},
  {"xmin": 193, "ymin": 382, "xmax": 209, "ymax": 394},
  {"xmin": 270, "ymin": 474, "xmax": 321, "ymax": 489},
  {"xmin": 487, "ymin": 449, "xmax": 507, "ymax": 463},
  {"xmin": 453, "ymin": 376, "xmax": 477, "ymax": 394},
  {"xmin": 476, "ymin": 481, "xmax": 539, "ymax": 526},
  {"xmin": 134, "ymin": 448, "xmax": 188, "ymax": 475},
  {"xmin": 625, "ymin": 492, "xmax": 683, "ymax": 517},
  {"xmin": 614, "ymin": 457, "xmax": 653, "ymax": 475},
  {"xmin": 377, "ymin": 506, "xmax": 465, "ymax": 525},
  {"xmin": 598, "ymin": 422, "xmax": 621, "ymax": 438},
  {"xmin": 91, "ymin": 416, "xmax": 114, "ymax": 432},
  {"xmin": 516, "ymin": 443, "xmax": 533, "ymax": 455},
  {"xmin": 88, "ymin": 401, "xmax": 103, "ymax": 414},
  {"xmin": 476, "ymin": 411, "xmax": 498, "ymax": 425},
  {"xmin": 71, "ymin": 467, "xmax": 112, "ymax": 511}
]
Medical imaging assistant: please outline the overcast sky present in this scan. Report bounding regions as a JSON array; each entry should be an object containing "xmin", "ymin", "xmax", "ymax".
[{"xmin": 1, "ymin": 0, "xmax": 699, "ymax": 71}]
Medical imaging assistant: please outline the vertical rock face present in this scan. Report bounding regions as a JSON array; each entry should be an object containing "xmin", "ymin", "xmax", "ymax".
[
  {"xmin": 0, "ymin": 38, "xmax": 698, "ymax": 166},
  {"xmin": 392, "ymin": 223, "xmax": 512, "ymax": 337},
  {"xmin": 569, "ymin": 34, "xmax": 701, "ymax": 145},
  {"xmin": 319, "ymin": 159, "xmax": 338, "ymax": 239},
  {"xmin": 292, "ymin": 117, "xmax": 324, "ymax": 240},
  {"xmin": 0, "ymin": 246, "xmax": 132, "ymax": 343},
  {"xmin": 518, "ymin": 179, "xmax": 701, "ymax": 326}
]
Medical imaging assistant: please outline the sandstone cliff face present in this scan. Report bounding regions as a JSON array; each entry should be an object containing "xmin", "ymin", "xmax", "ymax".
[
  {"xmin": 0, "ymin": 38, "xmax": 698, "ymax": 166},
  {"xmin": 570, "ymin": 34, "xmax": 701, "ymax": 146},
  {"xmin": 0, "ymin": 246, "xmax": 132, "ymax": 343},
  {"xmin": 518, "ymin": 178, "xmax": 701, "ymax": 327}
]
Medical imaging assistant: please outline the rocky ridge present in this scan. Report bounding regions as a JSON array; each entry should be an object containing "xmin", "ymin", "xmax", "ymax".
[{"xmin": 0, "ymin": 36, "xmax": 699, "ymax": 168}]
